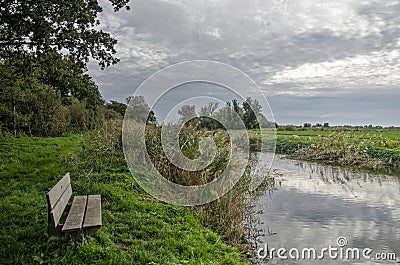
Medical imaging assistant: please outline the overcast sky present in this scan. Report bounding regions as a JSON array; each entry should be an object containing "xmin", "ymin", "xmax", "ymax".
[{"xmin": 88, "ymin": 0, "xmax": 400, "ymax": 126}]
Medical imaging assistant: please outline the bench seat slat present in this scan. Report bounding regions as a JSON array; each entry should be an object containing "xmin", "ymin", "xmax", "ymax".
[
  {"xmin": 62, "ymin": 196, "xmax": 87, "ymax": 232},
  {"xmin": 83, "ymin": 195, "xmax": 102, "ymax": 229}
]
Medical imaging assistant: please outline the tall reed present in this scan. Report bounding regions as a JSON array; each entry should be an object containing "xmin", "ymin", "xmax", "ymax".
[{"xmin": 67, "ymin": 119, "xmax": 275, "ymax": 249}]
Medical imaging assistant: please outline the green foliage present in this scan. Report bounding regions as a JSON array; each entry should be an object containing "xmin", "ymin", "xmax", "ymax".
[
  {"xmin": 1, "ymin": 0, "xmax": 131, "ymax": 136},
  {"xmin": 366, "ymin": 147, "xmax": 400, "ymax": 168},
  {"xmin": 0, "ymin": 54, "xmax": 108, "ymax": 136},
  {"xmin": 232, "ymin": 99, "xmax": 243, "ymax": 119},
  {"xmin": 195, "ymin": 97, "xmax": 270, "ymax": 131},
  {"xmin": 36, "ymin": 52, "xmax": 103, "ymax": 108},
  {"xmin": 141, "ymin": 125, "xmax": 274, "ymax": 248},
  {"xmin": 29, "ymin": 85, "xmax": 71, "ymax": 136},
  {"xmin": 1, "ymin": 0, "xmax": 130, "ymax": 69},
  {"xmin": 69, "ymin": 97, "xmax": 87, "ymax": 131},
  {"xmin": 96, "ymin": 105, "xmax": 123, "ymax": 123},
  {"xmin": 242, "ymin": 98, "xmax": 260, "ymax": 130},
  {"xmin": 178, "ymin": 105, "xmax": 197, "ymax": 126},
  {"xmin": 279, "ymin": 125, "xmax": 296, "ymax": 131},
  {"xmin": 0, "ymin": 136, "xmax": 250, "ymax": 265},
  {"xmin": 199, "ymin": 102, "xmax": 221, "ymax": 130},
  {"xmin": 126, "ymin": 96, "xmax": 152, "ymax": 123},
  {"xmin": 0, "ymin": 60, "xmax": 74, "ymax": 136},
  {"xmin": 67, "ymin": 119, "xmax": 125, "ymax": 175},
  {"xmin": 107, "ymin": 101, "xmax": 127, "ymax": 117},
  {"xmin": 143, "ymin": 125, "xmax": 230, "ymax": 186},
  {"xmin": 275, "ymin": 138, "xmax": 308, "ymax": 154}
]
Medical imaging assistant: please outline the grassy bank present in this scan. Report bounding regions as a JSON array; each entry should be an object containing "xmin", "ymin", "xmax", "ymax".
[
  {"xmin": 267, "ymin": 129, "xmax": 400, "ymax": 172},
  {"xmin": 0, "ymin": 135, "xmax": 250, "ymax": 264}
]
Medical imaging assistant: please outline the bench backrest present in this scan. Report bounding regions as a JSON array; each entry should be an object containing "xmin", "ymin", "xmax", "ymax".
[{"xmin": 46, "ymin": 173, "xmax": 72, "ymax": 227}]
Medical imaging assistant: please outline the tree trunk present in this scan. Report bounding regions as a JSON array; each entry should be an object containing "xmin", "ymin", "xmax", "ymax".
[{"xmin": 12, "ymin": 98, "xmax": 17, "ymax": 136}]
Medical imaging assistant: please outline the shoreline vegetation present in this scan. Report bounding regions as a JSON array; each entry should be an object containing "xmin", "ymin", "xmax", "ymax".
[{"xmin": 250, "ymin": 128, "xmax": 400, "ymax": 175}]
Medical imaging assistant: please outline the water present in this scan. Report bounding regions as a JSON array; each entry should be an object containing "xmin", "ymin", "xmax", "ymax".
[{"xmin": 253, "ymin": 153, "xmax": 400, "ymax": 264}]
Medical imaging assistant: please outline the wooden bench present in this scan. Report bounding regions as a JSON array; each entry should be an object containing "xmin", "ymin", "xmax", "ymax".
[{"xmin": 46, "ymin": 173, "xmax": 102, "ymax": 239}]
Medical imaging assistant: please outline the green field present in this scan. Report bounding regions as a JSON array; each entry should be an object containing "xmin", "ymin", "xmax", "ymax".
[
  {"xmin": 0, "ymin": 136, "xmax": 250, "ymax": 265},
  {"xmin": 271, "ymin": 129, "xmax": 400, "ymax": 172},
  {"xmin": 277, "ymin": 129, "xmax": 400, "ymax": 141}
]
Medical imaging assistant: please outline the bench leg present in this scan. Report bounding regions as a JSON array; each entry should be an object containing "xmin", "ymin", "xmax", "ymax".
[
  {"xmin": 48, "ymin": 222, "xmax": 62, "ymax": 236},
  {"xmin": 64, "ymin": 228, "xmax": 100, "ymax": 240},
  {"xmin": 84, "ymin": 227, "xmax": 100, "ymax": 235},
  {"xmin": 64, "ymin": 230, "xmax": 83, "ymax": 240}
]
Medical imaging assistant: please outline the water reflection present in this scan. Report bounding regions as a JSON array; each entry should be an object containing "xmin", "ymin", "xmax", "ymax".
[{"xmin": 253, "ymin": 153, "xmax": 400, "ymax": 264}]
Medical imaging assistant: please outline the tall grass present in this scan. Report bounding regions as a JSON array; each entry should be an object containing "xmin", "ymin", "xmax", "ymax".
[
  {"xmin": 67, "ymin": 120, "xmax": 275, "ymax": 252},
  {"xmin": 143, "ymin": 125, "xmax": 276, "ymax": 249},
  {"xmin": 65, "ymin": 119, "xmax": 125, "ymax": 175}
]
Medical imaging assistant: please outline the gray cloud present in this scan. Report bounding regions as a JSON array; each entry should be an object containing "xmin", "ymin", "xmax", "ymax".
[{"xmin": 88, "ymin": 0, "xmax": 400, "ymax": 125}]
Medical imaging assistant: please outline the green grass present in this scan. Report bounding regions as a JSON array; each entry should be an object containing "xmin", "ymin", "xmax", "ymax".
[
  {"xmin": 268, "ymin": 129, "xmax": 400, "ymax": 171},
  {"xmin": 0, "ymin": 136, "xmax": 250, "ymax": 265}
]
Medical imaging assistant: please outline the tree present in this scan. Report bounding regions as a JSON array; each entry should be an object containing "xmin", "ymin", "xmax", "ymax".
[
  {"xmin": 304, "ymin": 123, "xmax": 312, "ymax": 128},
  {"xmin": 1, "ymin": 0, "xmax": 130, "ymax": 69},
  {"xmin": 126, "ymin": 96, "xmax": 151, "ymax": 123},
  {"xmin": 242, "ymin": 97, "xmax": 261, "ymax": 130},
  {"xmin": 199, "ymin": 102, "xmax": 219, "ymax": 130},
  {"xmin": 178, "ymin": 105, "xmax": 197, "ymax": 126},
  {"xmin": 232, "ymin": 99, "xmax": 243, "ymax": 119},
  {"xmin": 0, "ymin": 54, "xmax": 103, "ymax": 135},
  {"xmin": 283, "ymin": 125, "xmax": 296, "ymax": 131},
  {"xmin": 96, "ymin": 105, "xmax": 121, "ymax": 123},
  {"xmin": 0, "ymin": 0, "xmax": 131, "ymax": 136},
  {"xmin": 107, "ymin": 100, "xmax": 127, "ymax": 117},
  {"xmin": 1, "ymin": 52, "xmax": 104, "ymax": 110},
  {"xmin": 0, "ymin": 61, "xmax": 71, "ymax": 136},
  {"xmin": 199, "ymin": 102, "xmax": 219, "ymax": 117},
  {"xmin": 257, "ymin": 113, "xmax": 274, "ymax": 128},
  {"xmin": 69, "ymin": 97, "xmax": 87, "ymax": 131},
  {"xmin": 147, "ymin": 110, "xmax": 157, "ymax": 125},
  {"xmin": 323, "ymin": 122, "xmax": 329, "ymax": 128},
  {"xmin": 36, "ymin": 52, "xmax": 103, "ymax": 109}
]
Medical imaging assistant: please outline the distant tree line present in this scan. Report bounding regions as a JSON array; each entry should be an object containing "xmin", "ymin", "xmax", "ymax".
[
  {"xmin": 176, "ymin": 97, "xmax": 276, "ymax": 130},
  {"xmin": 277, "ymin": 123, "xmax": 399, "ymax": 131},
  {"xmin": 105, "ymin": 96, "xmax": 275, "ymax": 131}
]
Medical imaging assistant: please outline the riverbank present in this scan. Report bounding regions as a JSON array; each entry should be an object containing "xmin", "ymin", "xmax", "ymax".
[
  {"xmin": 268, "ymin": 129, "xmax": 400, "ymax": 173},
  {"xmin": 0, "ymin": 135, "xmax": 250, "ymax": 264}
]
